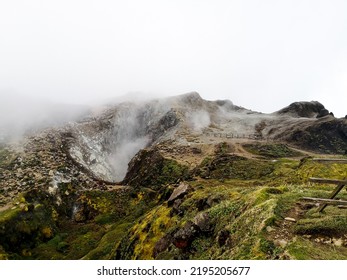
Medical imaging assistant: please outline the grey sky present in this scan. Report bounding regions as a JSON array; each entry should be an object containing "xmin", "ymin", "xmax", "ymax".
[{"xmin": 1, "ymin": 0, "xmax": 346, "ymax": 117}]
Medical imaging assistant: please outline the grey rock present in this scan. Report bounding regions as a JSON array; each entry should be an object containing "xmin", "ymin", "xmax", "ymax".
[
  {"xmin": 168, "ymin": 183, "xmax": 191, "ymax": 206},
  {"xmin": 193, "ymin": 212, "xmax": 212, "ymax": 233},
  {"xmin": 217, "ymin": 230, "xmax": 230, "ymax": 247},
  {"xmin": 173, "ymin": 221, "xmax": 199, "ymax": 249}
]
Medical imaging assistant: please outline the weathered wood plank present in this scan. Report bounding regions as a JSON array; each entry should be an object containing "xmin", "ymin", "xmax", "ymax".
[
  {"xmin": 312, "ymin": 158, "xmax": 347, "ymax": 164},
  {"xmin": 309, "ymin": 177, "xmax": 347, "ymax": 184},
  {"xmin": 318, "ymin": 182, "xmax": 346, "ymax": 212},
  {"xmin": 302, "ymin": 197, "xmax": 347, "ymax": 206}
]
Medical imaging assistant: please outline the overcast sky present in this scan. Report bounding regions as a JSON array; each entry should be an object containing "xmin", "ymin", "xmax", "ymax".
[{"xmin": 0, "ymin": 0, "xmax": 346, "ymax": 116}]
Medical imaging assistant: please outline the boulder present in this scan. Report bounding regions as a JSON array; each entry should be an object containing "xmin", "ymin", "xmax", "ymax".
[
  {"xmin": 170, "ymin": 199, "xmax": 185, "ymax": 217},
  {"xmin": 217, "ymin": 229, "xmax": 230, "ymax": 247},
  {"xmin": 275, "ymin": 101, "xmax": 326, "ymax": 118},
  {"xmin": 173, "ymin": 221, "xmax": 199, "ymax": 249},
  {"xmin": 192, "ymin": 212, "xmax": 213, "ymax": 233},
  {"xmin": 167, "ymin": 183, "xmax": 191, "ymax": 206},
  {"xmin": 153, "ymin": 234, "xmax": 172, "ymax": 258},
  {"xmin": 317, "ymin": 109, "xmax": 329, "ymax": 118}
]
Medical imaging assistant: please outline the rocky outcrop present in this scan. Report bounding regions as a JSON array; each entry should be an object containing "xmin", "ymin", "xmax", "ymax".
[
  {"xmin": 275, "ymin": 101, "xmax": 328, "ymax": 118},
  {"xmin": 167, "ymin": 183, "xmax": 191, "ymax": 206},
  {"xmin": 122, "ymin": 149, "xmax": 189, "ymax": 190},
  {"xmin": 274, "ymin": 117, "xmax": 347, "ymax": 154},
  {"xmin": 1, "ymin": 92, "xmax": 347, "ymax": 260}
]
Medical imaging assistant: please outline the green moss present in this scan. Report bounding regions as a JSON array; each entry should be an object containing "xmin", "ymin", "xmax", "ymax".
[
  {"xmin": 83, "ymin": 222, "xmax": 132, "ymax": 260},
  {"xmin": 158, "ymin": 159, "xmax": 190, "ymax": 186},
  {"xmin": 2, "ymin": 144, "xmax": 346, "ymax": 260},
  {"xmin": 65, "ymin": 225, "xmax": 106, "ymax": 259},
  {"xmin": 0, "ymin": 202, "xmax": 57, "ymax": 258},
  {"xmin": 295, "ymin": 215, "xmax": 347, "ymax": 235},
  {"xmin": 123, "ymin": 149, "xmax": 190, "ymax": 189},
  {"xmin": 215, "ymin": 142, "xmax": 233, "ymax": 155},
  {"xmin": 198, "ymin": 155, "xmax": 275, "ymax": 180},
  {"xmin": 0, "ymin": 207, "xmax": 21, "ymax": 224},
  {"xmin": 227, "ymin": 199, "xmax": 278, "ymax": 259},
  {"xmin": 242, "ymin": 143, "xmax": 303, "ymax": 158},
  {"xmin": 287, "ymin": 237, "xmax": 347, "ymax": 260},
  {"xmin": 119, "ymin": 205, "xmax": 177, "ymax": 260},
  {"xmin": 296, "ymin": 159, "xmax": 347, "ymax": 182},
  {"xmin": 208, "ymin": 200, "xmax": 243, "ymax": 220}
]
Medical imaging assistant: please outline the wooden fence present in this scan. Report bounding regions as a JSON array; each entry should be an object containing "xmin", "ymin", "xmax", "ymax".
[{"xmin": 302, "ymin": 159, "xmax": 347, "ymax": 212}]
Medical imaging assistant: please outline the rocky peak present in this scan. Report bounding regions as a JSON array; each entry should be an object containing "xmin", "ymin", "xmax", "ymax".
[{"xmin": 275, "ymin": 101, "xmax": 330, "ymax": 118}]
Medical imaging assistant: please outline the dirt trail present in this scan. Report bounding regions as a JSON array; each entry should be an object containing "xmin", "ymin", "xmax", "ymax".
[{"xmin": 265, "ymin": 201, "xmax": 312, "ymax": 256}]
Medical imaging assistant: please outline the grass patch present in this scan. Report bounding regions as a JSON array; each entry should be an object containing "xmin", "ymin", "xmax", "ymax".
[
  {"xmin": 242, "ymin": 143, "xmax": 303, "ymax": 158},
  {"xmin": 287, "ymin": 237, "xmax": 347, "ymax": 260},
  {"xmin": 295, "ymin": 214, "xmax": 347, "ymax": 235}
]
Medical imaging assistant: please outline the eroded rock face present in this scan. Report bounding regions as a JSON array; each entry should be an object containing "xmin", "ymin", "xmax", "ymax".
[
  {"xmin": 42, "ymin": 93, "xmax": 347, "ymax": 185},
  {"xmin": 274, "ymin": 117, "xmax": 347, "ymax": 154},
  {"xmin": 67, "ymin": 103, "xmax": 181, "ymax": 183},
  {"xmin": 275, "ymin": 101, "xmax": 327, "ymax": 118},
  {"xmin": 1, "ymin": 92, "xmax": 347, "ymax": 260}
]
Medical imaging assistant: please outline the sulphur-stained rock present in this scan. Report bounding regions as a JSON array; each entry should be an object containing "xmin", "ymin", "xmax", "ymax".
[
  {"xmin": 1, "ymin": 92, "xmax": 347, "ymax": 260},
  {"xmin": 167, "ymin": 183, "xmax": 191, "ymax": 206}
]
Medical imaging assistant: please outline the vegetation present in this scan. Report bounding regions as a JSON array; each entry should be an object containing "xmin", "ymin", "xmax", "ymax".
[
  {"xmin": 1, "ymin": 148, "xmax": 347, "ymax": 260},
  {"xmin": 242, "ymin": 143, "xmax": 303, "ymax": 158}
]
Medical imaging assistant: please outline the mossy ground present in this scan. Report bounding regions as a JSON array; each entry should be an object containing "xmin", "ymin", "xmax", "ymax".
[
  {"xmin": 242, "ymin": 143, "xmax": 303, "ymax": 158},
  {"xmin": 1, "ymin": 152, "xmax": 347, "ymax": 259}
]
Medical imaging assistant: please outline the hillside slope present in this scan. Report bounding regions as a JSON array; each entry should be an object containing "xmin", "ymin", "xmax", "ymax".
[{"xmin": 0, "ymin": 92, "xmax": 346, "ymax": 260}]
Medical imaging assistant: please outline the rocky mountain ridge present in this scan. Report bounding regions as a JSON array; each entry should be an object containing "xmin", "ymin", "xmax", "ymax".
[{"xmin": 0, "ymin": 92, "xmax": 346, "ymax": 260}]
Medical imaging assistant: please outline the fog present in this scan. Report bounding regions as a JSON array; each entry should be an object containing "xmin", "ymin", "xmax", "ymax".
[
  {"xmin": 107, "ymin": 105, "xmax": 151, "ymax": 181},
  {"xmin": 0, "ymin": 0, "xmax": 347, "ymax": 131},
  {"xmin": 0, "ymin": 91, "xmax": 90, "ymax": 141},
  {"xmin": 187, "ymin": 110, "xmax": 211, "ymax": 133}
]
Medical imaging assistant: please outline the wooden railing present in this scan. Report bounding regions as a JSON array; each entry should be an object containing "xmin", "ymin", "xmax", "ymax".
[{"xmin": 301, "ymin": 159, "xmax": 347, "ymax": 212}]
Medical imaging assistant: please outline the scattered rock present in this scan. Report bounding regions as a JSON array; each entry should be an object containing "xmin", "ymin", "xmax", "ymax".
[
  {"xmin": 274, "ymin": 239, "xmax": 288, "ymax": 248},
  {"xmin": 193, "ymin": 212, "xmax": 212, "ymax": 233},
  {"xmin": 332, "ymin": 238, "xmax": 343, "ymax": 247},
  {"xmin": 284, "ymin": 217, "xmax": 296, "ymax": 222},
  {"xmin": 153, "ymin": 234, "xmax": 172, "ymax": 258},
  {"xmin": 217, "ymin": 230, "xmax": 230, "ymax": 247},
  {"xmin": 266, "ymin": 226, "xmax": 274, "ymax": 233},
  {"xmin": 323, "ymin": 238, "xmax": 332, "ymax": 244},
  {"xmin": 195, "ymin": 195, "xmax": 223, "ymax": 211},
  {"xmin": 207, "ymin": 195, "xmax": 223, "ymax": 208},
  {"xmin": 173, "ymin": 221, "xmax": 199, "ymax": 249},
  {"xmin": 196, "ymin": 198, "xmax": 209, "ymax": 211},
  {"xmin": 168, "ymin": 183, "xmax": 191, "ymax": 206},
  {"xmin": 170, "ymin": 199, "xmax": 184, "ymax": 216}
]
